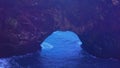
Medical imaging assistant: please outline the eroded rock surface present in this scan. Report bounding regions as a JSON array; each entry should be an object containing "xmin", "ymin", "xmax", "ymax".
[
  {"xmin": 0, "ymin": 0, "xmax": 120, "ymax": 59},
  {"xmin": 0, "ymin": 0, "xmax": 57, "ymax": 57}
]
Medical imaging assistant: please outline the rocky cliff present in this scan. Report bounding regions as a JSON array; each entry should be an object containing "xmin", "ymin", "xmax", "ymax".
[{"xmin": 0, "ymin": 0, "xmax": 120, "ymax": 59}]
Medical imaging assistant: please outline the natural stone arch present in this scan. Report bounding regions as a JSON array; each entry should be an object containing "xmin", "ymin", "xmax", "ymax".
[{"xmin": 0, "ymin": 0, "xmax": 120, "ymax": 60}]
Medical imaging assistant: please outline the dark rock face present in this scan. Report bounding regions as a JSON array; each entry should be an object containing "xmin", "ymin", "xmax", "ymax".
[
  {"xmin": 78, "ymin": 0, "xmax": 120, "ymax": 59},
  {"xmin": 0, "ymin": 0, "xmax": 57, "ymax": 57},
  {"xmin": 0, "ymin": 0, "xmax": 120, "ymax": 59},
  {"xmin": 73, "ymin": 0, "xmax": 120, "ymax": 59}
]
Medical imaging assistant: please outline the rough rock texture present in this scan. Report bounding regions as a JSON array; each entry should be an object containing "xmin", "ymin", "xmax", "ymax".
[
  {"xmin": 70, "ymin": 0, "xmax": 120, "ymax": 59},
  {"xmin": 79, "ymin": 0, "xmax": 120, "ymax": 59},
  {"xmin": 0, "ymin": 0, "xmax": 120, "ymax": 59},
  {"xmin": 0, "ymin": 0, "xmax": 57, "ymax": 57}
]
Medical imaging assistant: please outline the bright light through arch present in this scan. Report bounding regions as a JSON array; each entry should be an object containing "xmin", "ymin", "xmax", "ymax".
[{"xmin": 41, "ymin": 31, "xmax": 82, "ymax": 50}]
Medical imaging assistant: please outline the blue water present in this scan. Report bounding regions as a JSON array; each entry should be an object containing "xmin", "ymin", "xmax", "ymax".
[{"xmin": 0, "ymin": 31, "xmax": 120, "ymax": 68}]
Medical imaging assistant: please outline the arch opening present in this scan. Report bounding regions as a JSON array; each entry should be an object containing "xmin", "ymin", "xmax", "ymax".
[
  {"xmin": 40, "ymin": 31, "xmax": 83, "ymax": 59},
  {"xmin": 41, "ymin": 31, "xmax": 82, "ymax": 50}
]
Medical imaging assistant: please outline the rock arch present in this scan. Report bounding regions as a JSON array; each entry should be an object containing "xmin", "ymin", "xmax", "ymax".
[{"xmin": 0, "ymin": 0, "xmax": 120, "ymax": 59}]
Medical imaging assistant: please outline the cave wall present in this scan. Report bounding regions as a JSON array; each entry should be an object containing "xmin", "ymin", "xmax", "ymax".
[{"xmin": 0, "ymin": 0, "xmax": 120, "ymax": 59}]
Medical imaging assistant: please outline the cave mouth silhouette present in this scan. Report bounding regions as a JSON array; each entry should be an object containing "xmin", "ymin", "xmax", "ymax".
[{"xmin": 41, "ymin": 31, "xmax": 82, "ymax": 50}]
